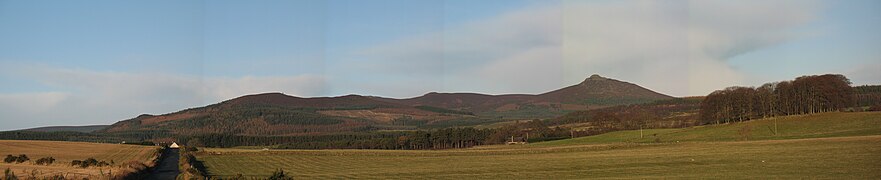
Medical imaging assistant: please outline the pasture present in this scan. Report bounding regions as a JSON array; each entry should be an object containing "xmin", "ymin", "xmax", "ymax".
[
  {"xmin": 196, "ymin": 112, "xmax": 881, "ymax": 179},
  {"xmin": 0, "ymin": 140, "xmax": 158, "ymax": 179},
  {"xmin": 532, "ymin": 112, "xmax": 881, "ymax": 147}
]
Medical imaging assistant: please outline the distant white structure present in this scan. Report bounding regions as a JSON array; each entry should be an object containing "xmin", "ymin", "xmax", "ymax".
[
  {"xmin": 506, "ymin": 135, "xmax": 528, "ymax": 145},
  {"xmin": 169, "ymin": 142, "xmax": 180, "ymax": 149}
]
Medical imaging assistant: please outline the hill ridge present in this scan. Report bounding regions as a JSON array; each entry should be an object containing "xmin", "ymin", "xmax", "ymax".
[{"xmin": 101, "ymin": 74, "xmax": 674, "ymax": 136}]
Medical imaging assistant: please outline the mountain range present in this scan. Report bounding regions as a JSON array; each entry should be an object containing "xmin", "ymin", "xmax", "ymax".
[{"xmin": 97, "ymin": 74, "xmax": 673, "ymax": 136}]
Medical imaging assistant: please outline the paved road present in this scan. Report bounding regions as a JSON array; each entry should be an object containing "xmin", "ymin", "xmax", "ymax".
[{"xmin": 145, "ymin": 148, "xmax": 180, "ymax": 180}]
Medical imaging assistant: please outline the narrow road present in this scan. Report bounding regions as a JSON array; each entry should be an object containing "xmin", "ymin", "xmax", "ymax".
[{"xmin": 145, "ymin": 148, "xmax": 180, "ymax": 180}]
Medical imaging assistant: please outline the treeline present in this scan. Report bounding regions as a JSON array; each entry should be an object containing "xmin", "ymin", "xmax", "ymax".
[
  {"xmin": 182, "ymin": 128, "xmax": 495, "ymax": 150},
  {"xmin": 700, "ymin": 74, "xmax": 855, "ymax": 124},
  {"xmin": 486, "ymin": 120, "xmax": 570, "ymax": 143},
  {"xmin": 855, "ymin": 85, "xmax": 881, "ymax": 108},
  {"xmin": 0, "ymin": 130, "xmax": 172, "ymax": 144},
  {"xmin": 393, "ymin": 128, "xmax": 493, "ymax": 149},
  {"xmin": 415, "ymin": 105, "xmax": 475, "ymax": 116},
  {"xmin": 181, "ymin": 133, "xmax": 406, "ymax": 148},
  {"xmin": 0, "ymin": 128, "xmax": 498, "ymax": 150},
  {"xmin": 546, "ymin": 98, "xmax": 703, "ymax": 137}
]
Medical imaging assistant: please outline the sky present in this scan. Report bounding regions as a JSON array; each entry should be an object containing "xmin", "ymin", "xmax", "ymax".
[{"xmin": 1, "ymin": 0, "xmax": 880, "ymax": 130}]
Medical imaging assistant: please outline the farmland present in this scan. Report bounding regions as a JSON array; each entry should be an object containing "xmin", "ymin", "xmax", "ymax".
[
  {"xmin": 0, "ymin": 140, "xmax": 159, "ymax": 179},
  {"xmin": 195, "ymin": 112, "xmax": 881, "ymax": 179}
]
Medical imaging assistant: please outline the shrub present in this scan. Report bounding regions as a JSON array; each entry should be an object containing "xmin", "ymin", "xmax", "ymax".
[
  {"xmin": 47, "ymin": 174, "xmax": 65, "ymax": 180},
  {"xmin": 113, "ymin": 161, "xmax": 151, "ymax": 180},
  {"xmin": 268, "ymin": 169, "xmax": 293, "ymax": 180},
  {"xmin": 71, "ymin": 158, "xmax": 108, "ymax": 168},
  {"xmin": 35, "ymin": 157, "xmax": 55, "ymax": 165},
  {"xmin": 4, "ymin": 168, "xmax": 17, "ymax": 180},
  {"xmin": 869, "ymin": 105, "xmax": 881, "ymax": 112},
  {"xmin": 13, "ymin": 155, "xmax": 28, "ymax": 163},
  {"xmin": 4, "ymin": 154, "xmax": 29, "ymax": 164},
  {"xmin": 3, "ymin": 155, "xmax": 14, "ymax": 163}
]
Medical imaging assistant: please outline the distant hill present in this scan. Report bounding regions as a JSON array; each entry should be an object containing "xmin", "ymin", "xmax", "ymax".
[
  {"xmin": 98, "ymin": 93, "xmax": 457, "ymax": 136},
  {"xmin": 535, "ymin": 74, "xmax": 672, "ymax": 105},
  {"xmin": 377, "ymin": 74, "xmax": 673, "ymax": 119},
  {"xmin": 20, "ymin": 125, "xmax": 109, "ymax": 133},
  {"xmin": 99, "ymin": 74, "xmax": 674, "ymax": 137}
]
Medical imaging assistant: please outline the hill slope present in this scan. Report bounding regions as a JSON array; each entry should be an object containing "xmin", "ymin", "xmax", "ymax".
[
  {"xmin": 99, "ymin": 93, "xmax": 454, "ymax": 136},
  {"xmin": 535, "ymin": 74, "xmax": 672, "ymax": 105},
  {"xmin": 100, "ymin": 75, "xmax": 673, "ymax": 136},
  {"xmin": 378, "ymin": 74, "xmax": 673, "ymax": 119}
]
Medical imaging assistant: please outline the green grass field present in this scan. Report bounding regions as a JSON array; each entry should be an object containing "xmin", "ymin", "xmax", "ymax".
[
  {"xmin": 532, "ymin": 112, "xmax": 881, "ymax": 147},
  {"xmin": 197, "ymin": 112, "xmax": 881, "ymax": 179}
]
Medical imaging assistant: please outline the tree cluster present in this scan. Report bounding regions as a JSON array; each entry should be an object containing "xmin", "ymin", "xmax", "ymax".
[
  {"xmin": 546, "ymin": 98, "xmax": 703, "ymax": 137},
  {"xmin": 485, "ymin": 120, "xmax": 570, "ymax": 144},
  {"xmin": 275, "ymin": 128, "xmax": 495, "ymax": 150},
  {"xmin": 415, "ymin": 105, "xmax": 475, "ymax": 115},
  {"xmin": 854, "ymin": 85, "xmax": 881, "ymax": 108},
  {"xmin": 701, "ymin": 74, "xmax": 855, "ymax": 124},
  {"xmin": 394, "ymin": 128, "xmax": 494, "ymax": 149}
]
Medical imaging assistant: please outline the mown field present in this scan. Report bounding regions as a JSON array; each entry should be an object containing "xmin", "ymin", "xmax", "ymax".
[
  {"xmin": 197, "ymin": 112, "xmax": 881, "ymax": 179},
  {"xmin": 0, "ymin": 140, "xmax": 158, "ymax": 179},
  {"xmin": 531, "ymin": 112, "xmax": 881, "ymax": 147}
]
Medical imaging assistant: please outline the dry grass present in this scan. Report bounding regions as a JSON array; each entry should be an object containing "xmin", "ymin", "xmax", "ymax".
[{"xmin": 0, "ymin": 140, "xmax": 158, "ymax": 179}]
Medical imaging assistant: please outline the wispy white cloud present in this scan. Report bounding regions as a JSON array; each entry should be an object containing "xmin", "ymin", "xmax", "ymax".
[
  {"xmin": 0, "ymin": 92, "xmax": 69, "ymax": 113},
  {"xmin": 0, "ymin": 63, "xmax": 326, "ymax": 130},
  {"xmin": 344, "ymin": 0, "xmax": 820, "ymax": 97}
]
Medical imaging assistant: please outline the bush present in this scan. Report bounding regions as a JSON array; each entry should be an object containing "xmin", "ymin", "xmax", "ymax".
[
  {"xmin": 3, "ymin": 155, "xmax": 14, "ymax": 163},
  {"xmin": 4, "ymin": 154, "xmax": 29, "ymax": 164},
  {"xmin": 268, "ymin": 169, "xmax": 293, "ymax": 180},
  {"xmin": 71, "ymin": 158, "xmax": 108, "ymax": 168},
  {"xmin": 179, "ymin": 149, "xmax": 207, "ymax": 180},
  {"xmin": 35, "ymin": 157, "xmax": 55, "ymax": 165},
  {"xmin": 47, "ymin": 174, "xmax": 65, "ymax": 180},
  {"xmin": 869, "ymin": 105, "xmax": 881, "ymax": 112},
  {"xmin": 14, "ymin": 155, "xmax": 28, "ymax": 163},
  {"xmin": 4, "ymin": 168, "xmax": 16, "ymax": 180},
  {"xmin": 113, "ymin": 161, "xmax": 150, "ymax": 180}
]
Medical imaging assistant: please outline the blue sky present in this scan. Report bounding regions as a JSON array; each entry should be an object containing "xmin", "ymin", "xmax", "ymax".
[{"xmin": 1, "ymin": 0, "xmax": 879, "ymax": 130}]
